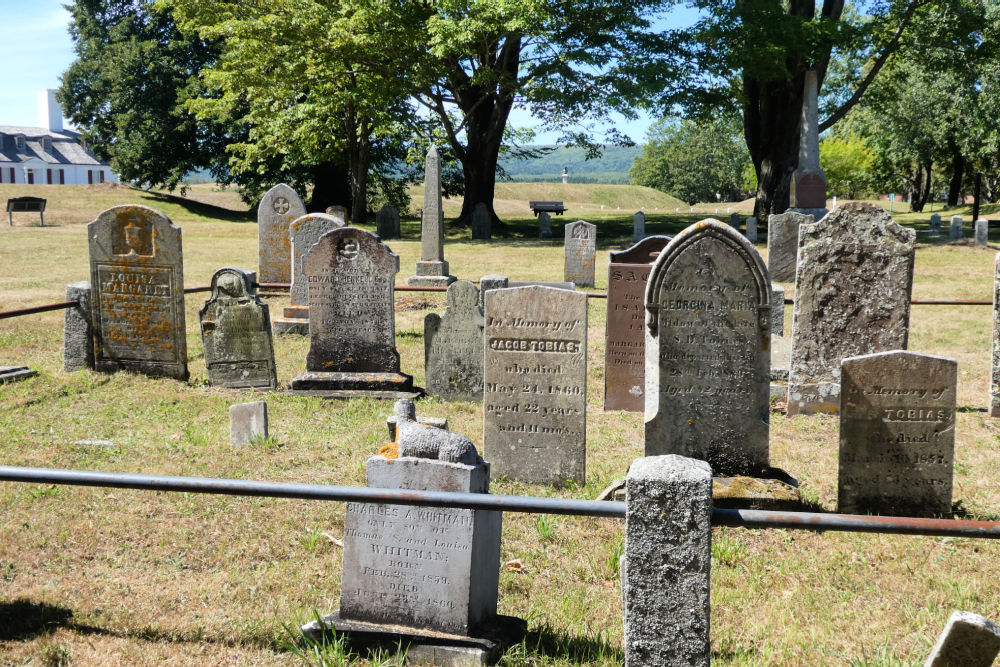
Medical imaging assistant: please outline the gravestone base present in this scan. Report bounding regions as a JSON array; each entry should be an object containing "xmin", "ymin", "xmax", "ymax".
[
  {"xmin": 284, "ymin": 305, "xmax": 309, "ymax": 319},
  {"xmin": 606, "ymin": 469, "xmax": 800, "ymax": 510},
  {"xmin": 407, "ymin": 261, "xmax": 456, "ymax": 287},
  {"xmin": 271, "ymin": 315, "xmax": 308, "ymax": 335},
  {"xmin": 770, "ymin": 381, "xmax": 788, "ymax": 402},
  {"xmin": 0, "ymin": 366, "xmax": 38, "ymax": 384},
  {"xmin": 290, "ymin": 370, "xmax": 417, "ymax": 396},
  {"xmin": 786, "ymin": 207, "xmax": 829, "ymax": 220},
  {"xmin": 302, "ymin": 611, "xmax": 526, "ymax": 666},
  {"xmin": 786, "ymin": 381, "xmax": 840, "ymax": 416}
]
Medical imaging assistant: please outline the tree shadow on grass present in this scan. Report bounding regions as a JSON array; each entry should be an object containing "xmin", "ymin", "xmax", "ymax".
[
  {"xmin": 139, "ymin": 190, "xmax": 255, "ymax": 224},
  {"xmin": 0, "ymin": 599, "xmax": 74, "ymax": 640}
]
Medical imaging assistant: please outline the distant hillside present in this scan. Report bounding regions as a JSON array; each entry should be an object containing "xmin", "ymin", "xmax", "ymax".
[{"xmin": 497, "ymin": 145, "xmax": 641, "ymax": 184}]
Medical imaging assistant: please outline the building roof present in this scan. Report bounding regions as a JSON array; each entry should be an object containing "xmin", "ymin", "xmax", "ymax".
[{"xmin": 0, "ymin": 125, "xmax": 106, "ymax": 167}]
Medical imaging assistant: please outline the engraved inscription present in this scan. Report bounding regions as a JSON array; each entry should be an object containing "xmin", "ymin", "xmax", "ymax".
[{"xmin": 96, "ymin": 264, "xmax": 179, "ymax": 362}]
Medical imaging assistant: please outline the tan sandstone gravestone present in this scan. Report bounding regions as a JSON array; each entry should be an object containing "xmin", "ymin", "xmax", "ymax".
[
  {"xmin": 290, "ymin": 227, "xmax": 414, "ymax": 395},
  {"xmin": 838, "ymin": 351, "xmax": 956, "ymax": 518},
  {"xmin": 787, "ymin": 203, "xmax": 916, "ymax": 415},
  {"xmin": 604, "ymin": 236, "xmax": 671, "ymax": 412},
  {"xmin": 88, "ymin": 205, "xmax": 187, "ymax": 380},
  {"xmin": 257, "ymin": 183, "xmax": 305, "ymax": 284},
  {"xmin": 564, "ymin": 220, "xmax": 596, "ymax": 287},
  {"xmin": 199, "ymin": 267, "xmax": 277, "ymax": 390},
  {"xmin": 425, "ymin": 280, "xmax": 484, "ymax": 401},
  {"xmin": 483, "ymin": 286, "xmax": 588, "ymax": 484},
  {"xmin": 644, "ymin": 220, "xmax": 772, "ymax": 475}
]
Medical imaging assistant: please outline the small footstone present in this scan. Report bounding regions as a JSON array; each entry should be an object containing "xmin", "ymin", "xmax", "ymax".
[
  {"xmin": 950, "ymin": 215, "xmax": 964, "ymax": 240},
  {"xmin": 925, "ymin": 611, "xmax": 1000, "ymax": 667},
  {"xmin": 64, "ymin": 281, "xmax": 94, "ymax": 372},
  {"xmin": 230, "ymin": 401, "xmax": 268, "ymax": 446},
  {"xmin": 0, "ymin": 366, "xmax": 38, "ymax": 384}
]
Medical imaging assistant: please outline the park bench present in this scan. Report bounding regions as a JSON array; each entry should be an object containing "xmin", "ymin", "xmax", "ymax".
[
  {"xmin": 528, "ymin": 200, "xmax": 566, "ymax": 216},
  {"xmin": 6, "ymin": 196, "xmax": 47, "ymax": 227}
]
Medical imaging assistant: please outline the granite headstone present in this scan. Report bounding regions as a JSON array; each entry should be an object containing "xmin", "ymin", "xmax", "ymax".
[
  {"xmin": 838, "ymin": 351, "xmax": 956, "ymax": 517},
  {"xmin": 290, "ymin": 213, "xmax": 345, "ymax": 306},
  {"xmin": 746, "ymin": 216, "xmax": 758, "ymax": 244},
  {"xmin": 950, "ymin": 215, "xmax": 964, "ymax": 240},
  {"xmin": 64, "ymin": 281, "xmax": 93, "ymax": 372},
  {"xmin": 975, "ymin": 218, "xmax": 989, "ymax": 247},
  {"xmin": 930, "ymin": 213, "xmax": 941, "ymax": 235},
  {"xmin": 633, "ymin": 212, "xmax": 645, "ymax": 242},
  {"xmin": 258, "ymin": 183, "xmax": 305, "ymax": 284},
  {"xmin": 471, "ymin": 202, "xmax": 491, "ymax": 240},
  {"xmin": 925, "ymin": 611, "xmax": 1000, "ymax": 667},
  {"xmin": 375, "ymin": 204, "xmax": 400, "ymax": 240}
]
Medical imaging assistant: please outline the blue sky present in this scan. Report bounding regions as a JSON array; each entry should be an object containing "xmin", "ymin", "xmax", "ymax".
[{"xmin": 0, "ymin": 1, "xmax": 697, "ymax": 143}]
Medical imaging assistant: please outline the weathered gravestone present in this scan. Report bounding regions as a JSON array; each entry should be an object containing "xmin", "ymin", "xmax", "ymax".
[
  {"xmin": 789, "ymin": 69, "xmax": 829, "ymax": 216},
  {"xmin": 537, "ymin": 211, "xmax": 552, "ymax": 239},
  {"xmin": 290, "ymin": 227, "xmax": 414, "ymax": 394},
  {"xmin": 484, "ymin": 286, "xmax": 587, "ymax": 484},
  {"xmin": 325, "ymin": 205, "xmax": 348, "ymax": 225},
  {"xmin": 925, "ymin": 611, "xmax": 1000, "ymax": 667},
  {"xmin": 766, "ymin": 211, "xmax": 813, "ymax": 283},
  {"xmin": 787, "ymin": 203, "xmax": 916, "ymax": 415},
  {"xmin": 407, "ymin": 145, "xmax": 456, "ymax": 287},
  {"xmin": 305, "ymin": 400, "xmax": 518, "ymax": 662},
  {"xmin": 976, "ymin": 218, "xmax": 989, "ymax": 247},
  {"xmin": 64, "ymin": 281, "xmax": 93, "ymax": 372},
  {"xmin": 838, "ymin": 350, "xmax": 956, "ymax": 517},
  {"xmin": 950, "ymin": 215, "xmax": 964, "ymax": 240},
  {"xmin": 633, "ymin": 211, "xmax": 645, "ymax": 241},
  {"xmin": 230, "ymin": 400, "xmax": 268, "ymax": 446},
  {"xmin": 564, "ymin": 220, "xmax": 596, "ymax": 287},
  {"xmin": 199, "ymin": 267, "xmax": 277, "ymax": 390},
  {"xmin": 771, "ymin": 285, "xmax": 785, "ymax": 336},
  {"xmin": 992, "ymin": 253, "xmax": 1000, "ymax": 418},
  {"xmin": 88, "ymin": 205, "xmax": 188, "ymax": 380},
  {"xmin": 746, "ymin": 216, "xmax": 758, "ymax": 244},
  {"xmin": 729, "ymin": 212, "xmax": 740, "ymax": 228},
  {"xmin": 425, "ymin": 280, "xmax": 484, "ymax": 401},
  {"xmin": 478, "ymin": 275, "xmax": 575, "ymax": 309},
  {"xmin": 375, "ymin": 204, "xmax": 400, "ymax": 240},
  {"xmin": 604, "ymin": 236, "xmax": 672, "ymax": 412},
  {"xmin": 930, "ymin": 213, "xmax": 942, "ymax": 235},
  {"xmin": 258, "ymin": 184, "xmax": 305, "ymax": 284},
  {"xmin": 471, "ymin": 202, "xmax": 491, "ymax": 240},
  {"xmin": 644, "ymin": 219, "xmax": 771, "ymax": 475},
  {"xmin": 290, "ymin": 213, "xmax": 345, "ymax": 307}
]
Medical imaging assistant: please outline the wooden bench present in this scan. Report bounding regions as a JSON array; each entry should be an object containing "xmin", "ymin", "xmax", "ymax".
[
  {"xmin": 7, "ymin": 197, "xmax": 47, "ymax": 227},
  {"xmin": 529, "ymin": 200, "xmax": 567, "ymax": 216}
]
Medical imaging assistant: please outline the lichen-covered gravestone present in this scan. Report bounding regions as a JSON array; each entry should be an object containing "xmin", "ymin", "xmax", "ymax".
[
  {"xmin": 766, "ymin": 211, "xmax": 813, "ymax": 283},
  {"xmin": 199, "ymin": 267, "xmax": 277, "ymax": 390},
  {"xmin": 425, "ymin": 280, "xmax": 485, "ymax": 400},
  {"xmin": 290, "ymin": 227, "xmax": 414, "ymax": 394},
  {"xmin": 375, "ymin": 204, "xmax": 400, "ymax": 240},
  {"xmin": 471, "ymin": 202, "xmax": 491, "ymax": 240},
  {"xmin": 564, "ymin": 220, "xmax": 596, "ymax": 287},
  {"xmin": 88, "ymin": 205, "xmax": 188, "ymax": 380},
  {"xmin": 644, "ymin": 220, "xmax": 771, "ymax": 475},
  {"xmin": 329, "ymin": 400, "xmax": 503, "ymax": 640},
  {"xmin": 258, "ymin": 183, "xmax": 305, "ymax": 284},
  {"xmin": 604, "ymin": 236, "xmax": 671, "ymax": 412},
  {"xmin": 838, "ymin": 351, "xmax": 956, "ymax": 517},
  {"xmin": 483, "ymin": 286, "xmax": 588, "ymax": 484},
  {"xmin": 289, "ymin": 213, "xmax": 345, "ymax": 307},
  {"xmin": 787, "ymin": 203, "xmax": 916, "ymax": 415}
]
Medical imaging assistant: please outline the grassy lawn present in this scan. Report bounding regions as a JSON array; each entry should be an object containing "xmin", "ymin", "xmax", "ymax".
[{"xmin": 2, "ymin": 184, "xmax": 1000, "ymax": 665}]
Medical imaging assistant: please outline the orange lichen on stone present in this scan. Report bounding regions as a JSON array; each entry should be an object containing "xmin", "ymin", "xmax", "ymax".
[{"xmin": 377, "ymin": 442, "xmax": 399, "ymax": 460}]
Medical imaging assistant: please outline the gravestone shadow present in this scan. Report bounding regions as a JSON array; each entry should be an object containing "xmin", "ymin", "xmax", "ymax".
[
  {"xmin": 513, "ymin": 622, "xmax": 624, "ymax": 663},
  {"xmin": 0, "ymin": 598, "xmax": 74, "ymax": 640}
]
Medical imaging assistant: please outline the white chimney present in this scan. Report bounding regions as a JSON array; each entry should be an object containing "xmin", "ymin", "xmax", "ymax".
[{"xmin": 37, "ymin": 89, "xmax": 63, "ymax": 133}]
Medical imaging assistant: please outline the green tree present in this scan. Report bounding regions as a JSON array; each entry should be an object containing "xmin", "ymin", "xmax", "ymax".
[
  {"xmin": 819, "ymin": 133, "xmax": 875, "ymax": 198},
  {"xmin": 630, "ymin": 115, "xmax": 751, "ymax": 204},
  {"xmin": 59, "ymin": 0, "xmax": 229, "ymax": 191}
]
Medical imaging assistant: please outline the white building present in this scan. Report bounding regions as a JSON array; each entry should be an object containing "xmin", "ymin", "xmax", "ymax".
[{"xmin": 0, "ymin": 90, "xmax": 117, "ymax": 186}]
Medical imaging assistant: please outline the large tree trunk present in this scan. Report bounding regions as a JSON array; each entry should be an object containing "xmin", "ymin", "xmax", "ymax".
[
  {"xmin": 947, "ymin": 145, "xmax": 965, "ymax": 207},
  {"xmin": 455, "ymin": 99, "xmax": 507, "ymax": 228},
  {"xmin": 911, "ymin": 161, "xmax": 932, "ymax": 213},
  {"xmin": 744, "ymin": 71, "xmax": 805, "ymax": 221},
  {"xmin": 308, "ymin": 161, "xmax": 352, "ymax": 213}
]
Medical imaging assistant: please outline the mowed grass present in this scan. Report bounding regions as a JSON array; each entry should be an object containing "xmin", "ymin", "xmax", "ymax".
[{"xmin": 2, "ymin": 185, "xmax": 1000, "ymax": 665}]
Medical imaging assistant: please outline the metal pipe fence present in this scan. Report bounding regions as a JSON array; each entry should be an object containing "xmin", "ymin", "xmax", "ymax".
[{"xmin": 3, "ymin": 465, "xmax": 1000, "ymax": 540}]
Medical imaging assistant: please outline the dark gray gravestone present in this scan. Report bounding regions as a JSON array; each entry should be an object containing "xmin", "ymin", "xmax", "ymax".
[
  {"xmin": 604, "ymin": 236, "xmax": 671, "ymax": 412},
  {"xmin": 258, "ymin": 183, "xmax": 305, "ymax": 284},
  {"xmin": 0, "ymin": 366, "xmax": 37, "ymax": 384},
  {"xmin": 290, "ymin": 213, "xmax": 345, "ymax": 306},
  {"xmin": 483, "ymin": 286, "xmax": 587, "ymax": 484},
  {"xmin": 925, "ymin": 611, "xmax": 1000, "ymax": 667},
  {"xmin": 838, "ymin": 350, "xmax": 956, "ymax": 517},
  {"xmin": 64, "ymin": 281, "xmax": 93, "ymax": 372},
  {"xmin": 929, "ymin": 213, "xmax": 941, "ymax": 235},
  {"xmin": 644, "ymin": 219, "xmax": 771, "ymax": 475},
  {"xmin": 375, "ymin": 204, "xmax": 400, "ymax": 240},
  {"xmin": 766, "ymin": 211, "xmax": 813, "ymax": 283},
  {"xmin": 425, "ymin": 281, "xmax": 484, "ymax": 400},
  {"xmin": 471, "ymin": 202, "xmax": 491, "ymax": 240},
  {"xmin": 564, "ymin": 220, "xmax": 596, "ymax": 287},
  {"xmin": 337, "ymin": 400, "xmax": 501, "ymax": 635},
  {"xmin": 88, "ymin": 205, "xmax": 188, "ymax": 380},
  {"xmin": 632, "ymin": 212, "xmax": 645, "ymax": 241},
  {"xmin": 538, "ymin": 211, "xmax": 552, "ymax": 239},
  {"xmin": 788, "ymin": 203, "xmax": 915, "ymax": 415},
  {"xmin": 199, "ymin": 267, "xmax": 277, "ymax": 390},
  {"xmin": 290, "ymin": 227, "xmax": 413, "ymax": 393},
  {"xmin": 746, "ymin": 216, "xmax": 758, "ymax": 244}
]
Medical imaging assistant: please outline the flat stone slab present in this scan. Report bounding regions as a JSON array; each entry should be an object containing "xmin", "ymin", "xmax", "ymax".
[
  {"xmin": 712, "ymin": 474, "xmax": 801, "ymax": 510},
  {"xmin": 288, "ymin": 388, "xmax": 422, "ymax": 401},
  {"xmin": 290, "ymin": 371, "xmax": 414, "ymax": 392},
  {"xmin": 0, "ymin": 366, "xmax": 38, "ymax": 384},
  {"xmin": 271, "ymin": 317, "xmax": 308, "ymax": 335},
  {"xmin": 302, "ymin": 610, "xmax": 526, "ymax": 666}
]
